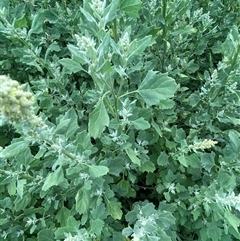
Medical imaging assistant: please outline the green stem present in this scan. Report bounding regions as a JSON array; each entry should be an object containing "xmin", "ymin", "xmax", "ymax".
[
  {"xmin": 118, "ymin": 90, "xmax": 138, "ymax": 99},
  {"xmin": 228, "ymin": 44, "xmax": 240, "ymax": 75},
  {"xmin": 112, "ymin": 18, "xmax": 118, "ymax": 42},
  {"xmin": 162, "ymin": 0, "xmax": 167, "ymax": 72}
]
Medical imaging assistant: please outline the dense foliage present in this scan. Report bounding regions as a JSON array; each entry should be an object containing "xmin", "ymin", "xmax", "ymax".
[{"xmin": 0, "ymin": 0, "xmax": 240, "ymax": 240}]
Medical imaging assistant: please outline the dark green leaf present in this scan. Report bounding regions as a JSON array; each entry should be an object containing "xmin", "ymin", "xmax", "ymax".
[
  {"xmin": 90, "ymin": 218, "xmax": 104, "ymax": 236},
  {"xmin": 59, "ymin": 58, "xmax": 84, "ymax": 73},
  {"xmin": 201, "ymin": 152, "xmax": 215, "ymax": 172},
  {"xmin": 157, "ymin": 152, "xmax": 169, "ymax": 166}
]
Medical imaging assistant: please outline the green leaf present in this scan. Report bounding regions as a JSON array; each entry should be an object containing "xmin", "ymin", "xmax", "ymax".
[
  {"xmin": 54, "ymin": 118, "xmax": 71, "ymax": 135},
  {"xmin": 67, "ymin": 44, "xmax": 90, "ymax": 65},
  {"xmin": 44, "ymin": 9, "xmax": 59, "ymax": 23},
  {"xmin": 42, "ymin": 167, "xmax": 64, "ymax": 191},
  {"xmin": 120, "ymin": 0, "xmax": 142, "ymax": 18},
  {"xmin": 17, "ymin": 179, "xmax": 26, "ymax": 199},
  {"xmin": 56, "ymin": 206, "xmax": 71, "ymax": 226},
  {"xmin": 159, "ymin": 99, "xmax": 175, "ymax": 110},
  {"xmin": 89, "ymin": 99, "xmax": 109, "ymax": 138},
  {"xmin": 178, "ymin": 155, "xmax": 188, "ymax": 167},
  {"xmin": 139, "ymin": 161, "xmax": 155, "ymax": 172},
  {"xmin": 59, "ymin": 58, "xmax": 84, "ymax": 73},
  {"xmin": 152, "ymin": 120, "xmax": 163, "ymax": 137},
  {"xmin": 29, "ymin": 11, "xmax": 44, "ymax": 35},
  {"xmin": 206, "ymin": 223, "xmax": 222, "ymax": 241},
  {"xmin": 126, "ymin": 148, "xmax": 141, "ymax": 166},
  {"xmin": 89, "ymin": 165, "xmax": 109, "ymax": 178},
  {"xmin": 75, "ymin": 188, "xmax": 90, "ymax": 215},
  {"xmin": 38, "ymin": 229, "xmax": 54, "ymax": 241},
  {"xmin": 229, "ymin": 131, "xmax": 240, "ymax": 152},
  {"xmin": 14, "ymin": 16, "xmax": 28, "ymax": 28},
  {"xmin": 104, "ymin": 0, "xmax": 120, "ymax": 24},
  {"xmin": 0, "ymin": 218, "xmax": 8, "ymax": 226},
  {"xmin": 157, "ymin": 152, "xmax": 169, "ymax": 166},
  {"xmin": 64, "ymin": 108, "xmax": 79, "ymax": 139},
  {"xmin": 227, "ymin": 116, "xmax": 240, "ymax": 125},
  {"xmin": 90, "ymin": 218, "xmax": 104, "ymax": 236},
  {"xmin": 138, "ymin": 71, "xmax": 177, "ymax": 106},
  {"xmin": 224, "ymin": 210, "xmax": 240, "ymax": 233},
  {"xmin": 8, "ymin": 180, "xmax": 16, "ymax": 196},
  {"xmin": 127, "ymin": 35, "xmax": 152, "ymax": 63},
  {"xmin": 201, "ymin": 152, "xmax": 215, "ymax": 172},
  {"xmin": 0, "ymin": 141, "xmax": 29, "ymax": 159},
  {"xmin": 106, "ymin": 200, "xmax": 122, "ymax": 220},
  {"xmin": 131, "ymin": 117, "xmax": 150, "ymax": 130}
]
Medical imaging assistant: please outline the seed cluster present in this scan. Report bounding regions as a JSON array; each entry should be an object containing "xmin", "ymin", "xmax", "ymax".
[{"xmin": 0, "ymin": 75, "xmax": 34, "ymax": 123}]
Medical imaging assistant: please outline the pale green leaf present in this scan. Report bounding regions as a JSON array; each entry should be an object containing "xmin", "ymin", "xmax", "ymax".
[
  {"xmin": 29, "ymin": 11, "xmax": 44, "ymax": 35},
  {"xmin": 54, "ymin": 118, "xmax": 71, "ymax": 135},
  {"xmin": 227, "ymin": 116, "xmax": 240, "ymax": 125},
  {"xmin": 75, "ymin": 188, "xmax": 90, "ymax": 215},
  {"xmin": 139, "ymin": 161, "xmax": 155, "ymax": 172},
  {"xmin": 64, "ymin": 108, "xmax": 79, "ymax": 139},
  {"xmin": 106, "ymin": 200, "xmax": 122, "ymax": 220},
  {"xmin": 225, "ymin": 210, "xmax": 240, "ymax": 233},
  {"xmin": 120, "ymin": 0, "xmax": 142, "ymax": 18},
  {"xmin": 8, "ymin": 180, "xmax": 16, "ymax": 196},
  {"xmin": 89, "ymin": 99, "xmax": 109, "ymax": 138},
  {"xmin": 17, "ymin": 179, "xmax": 26, "ymax": 199},
  {"xmin": 42, "ymin": 167, "xmax": 64, "ymax": 191},
  {"xmin": 138, "ymin": 71, "xmax": 177, "ymax": 106},
  {"xmin": 0, "ymin": 141, "xmax": 29, "ymax": 159},
  {"xmin": 89, "ymin": 165, "xmax": 109, "ymax": 178},
  {"xmin": 104, "ymin": 0, "xmax": 120, "ymax": 24},
  {"xmin": 67, "ymin": 44, "xmax": 90, "ymax": 65},
  {"xmin": 128, "ymin": 35, "xmax": 152, "ymax": 63},
  {"xmin": 178, "ymin": 155, "xmax": 188, "ymax": 167},
  {"xmin": 131, "ymin": 117, "xmax": 150, "ymax": 130},
  {"xmin": 126, "ymin": 148, "xmax": 141, "ymax": 166}
]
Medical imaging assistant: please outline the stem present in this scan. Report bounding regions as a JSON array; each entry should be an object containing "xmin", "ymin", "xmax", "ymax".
[
  {"xmin": 118, "ymin": 90, "xmax": 138, "ymax": 99},
  {"xmin": 162, "ymin": 0, "xmax": 167, "ymax": 72},
  {"xmin": 228, "ymin": 44, "xmax": 240, "ymax": 75},
  {"xmin": 112, "ymin": 18, "xmax": 118, "ymax": 42}
]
